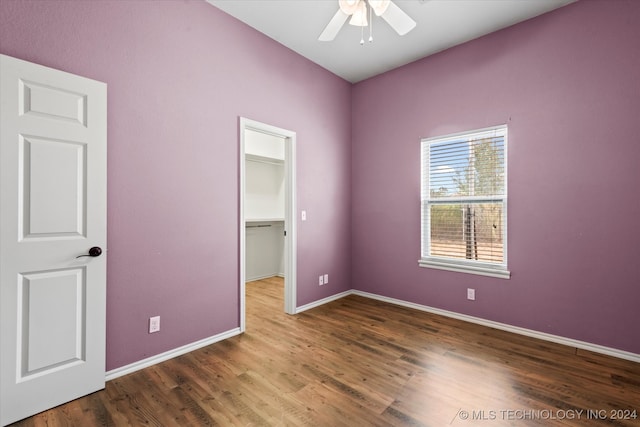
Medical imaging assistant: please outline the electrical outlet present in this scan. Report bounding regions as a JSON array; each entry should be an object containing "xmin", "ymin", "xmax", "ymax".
[
  {"xmin": 319, "ymin": 275, "xmax": 324, "ymax": 286},
  {"xmin": 467, "ymin": 288, "xmax": 476, "ymax": 301},
  {"xmin": 324, "ymin": 274, "xmax": 329, "ymax": 284},
  {"xmin": 301, "ymin": 210, "xmax": 307, "ymax": 221},
  {"xmin": 149, "ymin": 316, "xmax": 160, "ymax": 333}
]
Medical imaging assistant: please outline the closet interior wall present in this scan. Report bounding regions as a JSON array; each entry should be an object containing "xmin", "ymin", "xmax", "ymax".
[{"xmin": 245, "ymin": 130, "xmax": 285, "ymax": 281}]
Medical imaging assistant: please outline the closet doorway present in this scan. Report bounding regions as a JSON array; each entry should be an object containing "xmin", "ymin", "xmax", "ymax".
[{"xmin": 239, "ymin": 118, "xmax": 297, "ymax": 331}]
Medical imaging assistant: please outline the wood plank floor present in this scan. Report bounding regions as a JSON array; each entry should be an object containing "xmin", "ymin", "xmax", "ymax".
[{"xmin": 12, "ymin": 277, "xmax": 640, "ymax": 426}]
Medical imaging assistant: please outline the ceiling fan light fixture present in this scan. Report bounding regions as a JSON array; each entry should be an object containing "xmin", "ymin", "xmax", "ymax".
[
  {"xmin": 368, "ymin": 0, "xmax": 390, "ymax": 16},
  {"xmin": 349, "ymin": 1, "xmax": 368, "ymax": 27},
  {"xmin": 338, "ymin": 0, "xmax": 360, "ymax": 15},
  {"xmin": 318, "ymin": 0, "xmax": 415, "ymax": 42}
]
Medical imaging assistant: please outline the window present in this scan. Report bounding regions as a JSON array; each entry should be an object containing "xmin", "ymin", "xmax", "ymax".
[{"xmin": 420, "ymin": 125, "xmax": 510, "ymax": 279}]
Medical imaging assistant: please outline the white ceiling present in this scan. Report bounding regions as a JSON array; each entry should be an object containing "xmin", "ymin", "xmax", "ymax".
[{"xmin": 207, "ymin": 0, "xmax": 576, "ymax": 83}]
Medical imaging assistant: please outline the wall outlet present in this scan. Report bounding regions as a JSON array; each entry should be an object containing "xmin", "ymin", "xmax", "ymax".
[
  {"xmin": 467, "ymin": 288, "xmax": 476, "ymax": 301},
  {"xmin": 319, "ymin": 275, "xmax": 324, "ymax": 286},
  {"xmin": 324, "ymin": 274, "xmax": 329, "ymax": 284},
  {"xmin": 149, "ymin": 316, "xmax": 160, "ymax": 333},
  {"xmin": 301, "ymin": 210, "xmax": 307, "ymax": 221}
]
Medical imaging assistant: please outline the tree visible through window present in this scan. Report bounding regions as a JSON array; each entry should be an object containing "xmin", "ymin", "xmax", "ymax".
[{"xmin": 420, "ymin": 126, "xmax": 509, "ymax": 278}]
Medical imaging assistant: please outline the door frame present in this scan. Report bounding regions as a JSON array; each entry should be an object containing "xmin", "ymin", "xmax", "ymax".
[{"xmin": 239, "ymin": 117, "xmax": 296, "ymax": 331}]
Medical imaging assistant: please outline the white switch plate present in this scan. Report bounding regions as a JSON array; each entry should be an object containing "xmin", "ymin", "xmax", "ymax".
[
  {"xmin": 149, "ymin": 316, "xmax": 160, "ymax": 333},
  {"xmin": 324, "ymin": 274, "xmax": 328, "ymax": 284},
  {"xmin": 301, "ymin": 210, "xmax": 307, "ymax": 221},
  {"xmin": 319, "ymin": 275, "xmax": 324, "ymax": 286},
  {"xmin": 467, "ymin": 288, "xmax": 475, "ymax": 301}
]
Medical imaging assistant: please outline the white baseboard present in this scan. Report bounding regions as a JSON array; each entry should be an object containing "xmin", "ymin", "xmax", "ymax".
[
  {"xmin": 295, "ymin": 290, "xmax": 352, "ymax": 313},
  {"xmin": 246, "ymin": 273, "xmax": 285, "ymax": 282},
  {"xmin": 351, "ymin": 290, "xmax": 640, "ymax": 364},
  {"xmin": 105, "ymin": 327, "xmax": 242, "ymax": 381},
  {"xmin": 105, "ymin": 290, "xmax": 638, "ymax": 382}
]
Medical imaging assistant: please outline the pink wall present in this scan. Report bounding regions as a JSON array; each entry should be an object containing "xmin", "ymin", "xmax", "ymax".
[
  {"xmin": 351, "ymin": 0, "xmax": 640, "ymax": 354},
  {"xmin": 2, "ymin": 0, "xmax": 638, "ymax": 370},
  {"xmin": 0, "ymin": 0, "xmax": 352, "ymax": 370}
]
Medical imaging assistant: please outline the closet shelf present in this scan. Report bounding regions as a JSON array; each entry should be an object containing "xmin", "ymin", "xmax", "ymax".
[
  {"xmin": 246, "ymin": 218, "xmax": 284, "ymax": 223},
  {"xmin": 245, "ymin": 153, "xmax": 284, "ymax": 164}
]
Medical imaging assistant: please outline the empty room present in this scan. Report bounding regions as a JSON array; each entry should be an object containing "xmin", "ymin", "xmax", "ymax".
[{"xmin": 0, "ymin": 0, "xmax": 638, "ymax": 425}]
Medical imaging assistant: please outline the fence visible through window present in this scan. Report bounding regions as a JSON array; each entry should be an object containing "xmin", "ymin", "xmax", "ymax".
[{"xmin": 421, "ymin": 125, "xmax": 508, "ymax": 274}]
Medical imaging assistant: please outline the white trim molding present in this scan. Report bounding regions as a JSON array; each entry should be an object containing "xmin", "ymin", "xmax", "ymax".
[
  {"xmin": 239, "ymin": 117, "xmax": 297, "ymax": 331},
  {"xmin": 295, "ymin": 290, "xmax": 352, "ymax": 314},
  {"xmin": 105, "ymin": 328, "xmax": 242, "ymax": 381},
  {"xmin": 351, "ymin": 290, "xmax": 640, "ymax": 364},
  {"xmin": 105, "ymin": 290, "xmax": 639, "ymax": 383},
  {"xmin": 419, "ymin": 258, "xmax": 511, "ymax": 279}
]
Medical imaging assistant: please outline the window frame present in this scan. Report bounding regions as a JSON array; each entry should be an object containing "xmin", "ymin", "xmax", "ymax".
[{"xmin": 419, "ymin": 125, "xmax": 510, "ymax": 279}]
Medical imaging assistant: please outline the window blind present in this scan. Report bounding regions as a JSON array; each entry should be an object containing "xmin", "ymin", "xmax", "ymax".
[{"xmin": 421, "ymin": 126, "xmax": 507, "ymax": 270}]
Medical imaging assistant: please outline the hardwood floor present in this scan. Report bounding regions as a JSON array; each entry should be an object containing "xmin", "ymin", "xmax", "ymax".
[{"xmin": 12, "ymin": 276, "xmax": 640, "ymax": 426}]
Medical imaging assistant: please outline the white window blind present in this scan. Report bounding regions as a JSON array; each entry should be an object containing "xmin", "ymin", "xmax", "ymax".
[{"xmin": 420, "ymin": 125, "xmax": 509, "ymax": 278}]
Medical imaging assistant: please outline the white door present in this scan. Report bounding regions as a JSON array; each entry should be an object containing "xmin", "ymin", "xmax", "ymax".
[{"xmin": 0, "ymin": 54, "xmax": 107, "ymax": 426}]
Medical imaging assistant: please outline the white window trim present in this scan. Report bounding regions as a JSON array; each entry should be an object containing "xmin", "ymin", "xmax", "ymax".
[
  {"xmin": 418, "ymin": 258, "xmax": 511, "ymax": 279},
  {"xmin": 419, "ymin": 125, "xmax": 510, "ymax": 279}
]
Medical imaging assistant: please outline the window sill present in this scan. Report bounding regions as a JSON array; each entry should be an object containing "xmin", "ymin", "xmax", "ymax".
[{"xmin": 418, "ymin": 259, "xmax": 511, "ymax": 279}]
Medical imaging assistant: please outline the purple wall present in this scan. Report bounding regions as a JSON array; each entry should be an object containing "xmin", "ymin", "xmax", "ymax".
[
  {"xmin": 1, "ymin": 0, "xmax": 638, "ymax": 371},
  {"xmin": 0, "ymin": 0, "xmax": 352, "ymax": 370},
  {"xmin": 351, "ymin": 0, "xmax": 640, "ymax": 354}
]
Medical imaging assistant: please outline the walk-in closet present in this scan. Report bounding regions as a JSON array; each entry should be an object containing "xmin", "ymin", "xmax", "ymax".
[{"xmin": 244, "ymin": 130, "xmax": 285, "ymax": 281}]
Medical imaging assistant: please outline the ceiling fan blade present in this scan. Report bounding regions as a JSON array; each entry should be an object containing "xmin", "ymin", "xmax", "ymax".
[
  {"xmin": 318, "ymin": 9, "xmax": 349, "ymax": 41},
  {"xmin": 381, "ymin": 1, "xmax": 416, "ymax": 36}
]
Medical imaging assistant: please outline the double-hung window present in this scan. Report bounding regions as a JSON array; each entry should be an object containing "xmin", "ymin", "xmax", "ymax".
[{"xmin": 420, "ymin": 125, "xmax": 510, "ymax": 278}]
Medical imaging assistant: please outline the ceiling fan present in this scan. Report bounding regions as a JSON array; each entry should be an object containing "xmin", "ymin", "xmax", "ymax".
[{"xmin": 319, "ymin": 0, "xmax": 417, "ymax": 42}]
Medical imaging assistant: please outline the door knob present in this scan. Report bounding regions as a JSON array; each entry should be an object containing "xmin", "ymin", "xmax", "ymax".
[{"xmin": 76, "ymin": 246, "xmax": 102, "ymax": 258}]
